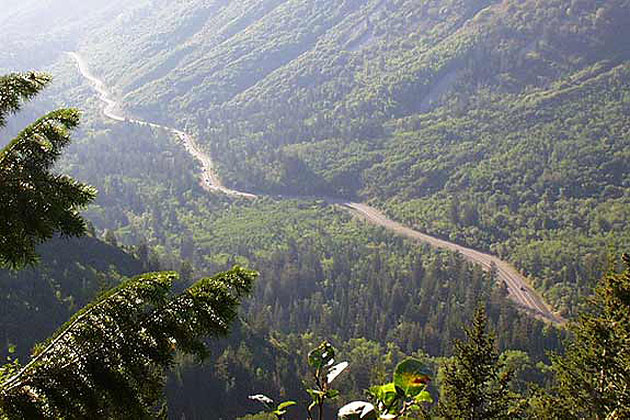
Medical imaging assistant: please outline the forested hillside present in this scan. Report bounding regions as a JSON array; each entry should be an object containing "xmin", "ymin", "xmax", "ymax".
[
  {"xmin": 2, "ymin": 0, "xmax": 629, "ymax": 418},
  {"xmin": 74, "ymin": 0, "xmax": 630, "ymax": 315},
  {"xmin": 9, "ymin": 65, "xmax": 560, "ymax": 417}
]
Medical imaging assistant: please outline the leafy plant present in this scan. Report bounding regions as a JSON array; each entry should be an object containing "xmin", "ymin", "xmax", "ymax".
[
  {"xmin": 249, "ymin": 394, "xmax": 297, "ymax": 419},
  {"xmin": 306, "ymin": 341, "xmax": 349, "ymax": 420},
  {"xmin": 362, "ymin": 358, "xmax": 432, "ymax": 419},
  {"xmin": 246, "ymin": 341, "xmax": 350, "ymax": 420},
  {"xmin": 245, "ymin": 341, "xmax": 434, "ymax": 420}
]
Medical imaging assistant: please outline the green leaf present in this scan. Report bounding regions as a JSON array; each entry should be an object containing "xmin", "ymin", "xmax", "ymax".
[
  {"xmin": 308, "ymin": 341, "xmax": 335, "ymax": 371},
  {"xmin": 414, "ymin": 390, "xmax": 433, "ymax": 404},
  {"xmin": 276, "ymin": 401, "xmax": 297, "ymax": 411},
  {"xmin": 325, "ymin": 389, "xmax": 340, "ymax": 399},
  {"xmin": 368, "ymin": 383, "xmax": 399, "ymax": 408},
  {"xmin": 393, "ymin": 358, "xmax": 431, "ymax": 398},
  {"xmin": 272, "ymin": 401, "xmax": 297, "ymax": 417}
]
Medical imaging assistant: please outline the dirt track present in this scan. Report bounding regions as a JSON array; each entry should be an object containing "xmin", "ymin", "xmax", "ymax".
[{"xmin": 70, "ymin": 52, "xmax": 565, "ymax": 326}]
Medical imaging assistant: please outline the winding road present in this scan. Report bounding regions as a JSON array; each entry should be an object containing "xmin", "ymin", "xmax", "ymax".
[
  {"xmin": 68, "ymin": 52, "xmax": 564, "ymax": 326},
  {"xmin": 68, "ymin": 52, "xmax": 255, "ymax": 199}
]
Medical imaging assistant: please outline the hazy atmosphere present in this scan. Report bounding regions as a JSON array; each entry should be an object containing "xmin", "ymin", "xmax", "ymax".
[{"xmin": 1, "ymin": 1, "xmax": 629, "ymax": 419}]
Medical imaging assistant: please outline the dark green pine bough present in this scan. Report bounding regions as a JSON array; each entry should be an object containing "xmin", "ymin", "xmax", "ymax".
[
  {"xmin": 0, "ymin": 72, "xmax": 94, "ymax": 270},
  {"xmin": 0, "ymin": 72, "xmax": 256, "ymax": 418}
]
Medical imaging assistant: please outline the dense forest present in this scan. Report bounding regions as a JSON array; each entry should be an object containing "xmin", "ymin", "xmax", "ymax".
[
  {"xmin": 39, "ymin": 121, "xmax": 565, "ymax": 417},
  {"xmin": 1, "ymin": 0, "xmax": 629, "ymax": 418},
  {"xmin": 70, "ymin": 0, "xmax": 630, "ymax": 316}
]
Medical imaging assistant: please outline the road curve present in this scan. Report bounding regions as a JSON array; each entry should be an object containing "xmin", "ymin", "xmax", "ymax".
[
  {"xmin": 69, "ymin": 52, "xmax": 564, "ymax": 326},
  {"xmin": 68, "ymin": 52, "xmax": 256, "ymax": 199},
  {"xmin": 343, "ymin": 203, "xmax": 564, "ymax": 325}
]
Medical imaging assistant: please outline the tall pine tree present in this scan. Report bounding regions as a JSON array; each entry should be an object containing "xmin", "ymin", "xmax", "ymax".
[
  {"xmin": 436, "ymin": 306, "xmax": 519, "ymax": 420},
  {"xmin": 542, "ymin": 254, "xmax": 630, "ymax": 419}
]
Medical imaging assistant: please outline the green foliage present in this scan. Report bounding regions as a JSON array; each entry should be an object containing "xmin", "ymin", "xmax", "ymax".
[
  {"xmin": 0, "ymin": 235, "xmax": 146, "ymax": 361},
  {"xmin": 77, "ymin": 0, "xmax": 630, "ymax": 316},
  {"xmin": 246, "ymin": 342, "xmax": 433, "ymax": 420},
  {"xmin": 9, "ymin": 1, "xmax": 630, "ymax": 417},
  {"xmin": 364, "ymin": 358, "xmax": 432, "ymax": 419},
  {"xmin": 436, "ymin": 306, "xmax": 520, "ymax": 420},
  {"xmin": 51, "ymin": 113, "xmax": 560, "ymax": 361},
  {"xmin": 0, "ymin": 266, "xmax": 256, "ymax": 419},
  {"xmin": 0, "ymin": 72, "xmax": 96, "ymax": 269},
  {"xmin": 539, "ymin": 254, "xmax": 630, "ymax": 419},
  {"xmin": 0, "ymin": 72, "xmax": 51, "ymax": 127},
  {"xmin": 393, "ymin": 358, "xmax": 432, "ymax": 399},
  {"xmin": 249, "ymin": 394, "xmax": 297, "ymax": 419},
  {"xmin": 17, "ymin": 114, "xmax": 562, "ymax": 417},
  {"xmin": 54, "ymin": 122, "xmax": 562, "ymax": 416}
]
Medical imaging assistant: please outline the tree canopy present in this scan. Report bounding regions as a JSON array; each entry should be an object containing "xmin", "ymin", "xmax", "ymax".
[
  {"xmin": 542, "ymin": 254, "xmax": 630, "ymax": 419},
  {"xmin": 437, "ymin": 306, "xmax": 519, "ymax": 420}
]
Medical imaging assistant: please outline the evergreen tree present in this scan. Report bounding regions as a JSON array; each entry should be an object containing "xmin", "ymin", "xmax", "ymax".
[
  {"xmin": 542, "ymin": 254, "xmax": 630, "ymax": 419},
  {"xmin": 436, "ymin": 306, "xmax": 519, "ymax": 420},
  {"xmin": 0, "ymin": 72, "xmax": 95, "ymax": 269}
]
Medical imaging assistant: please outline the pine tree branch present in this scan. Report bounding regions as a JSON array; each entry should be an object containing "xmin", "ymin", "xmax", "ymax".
[
  {"xmin": 0, "ymin": 268, "xmax": 255, "ymax": 418},
  {"xmin": 0, "ymin": 107, "xmax": 95, "ymax": 269},
  {"xmin": 0, "ymin": 72, "xmax": 51, "ymax": 128},
  {"xmin": 0, "ymin": 273, "xmax": 171, "ymax": 392}
]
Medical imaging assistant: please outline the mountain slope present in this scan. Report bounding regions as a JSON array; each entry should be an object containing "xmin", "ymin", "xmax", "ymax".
[{"xmin": 76, "ymin": 0, "xmax": 630, "ymax": 315}]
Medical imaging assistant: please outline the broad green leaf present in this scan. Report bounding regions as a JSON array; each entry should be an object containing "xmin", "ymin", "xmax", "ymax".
[
  {"xmin": 277, "ymin": 401, "xmax": 297, "ymax": 411},
  {"xmin": 368, "ymin": 383, "xmax": 398, "ymax": 408},
  {"xmin": 415, "ymin": 390, "xmax": 433, "ymax": 404},
  {"xmin": 393, "ymin": 358, "xmax": 431, "ymax": 398}
]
